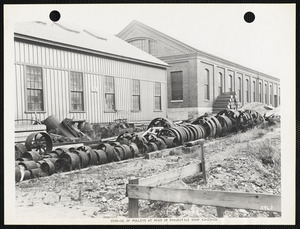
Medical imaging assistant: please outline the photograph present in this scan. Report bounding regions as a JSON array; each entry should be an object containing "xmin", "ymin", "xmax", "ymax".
[{"xmin": 4, "ymin": 3, "xmax": 295, "ymax": 225}]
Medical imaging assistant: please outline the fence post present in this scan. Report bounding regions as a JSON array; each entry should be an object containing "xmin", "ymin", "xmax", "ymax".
[
  {"xmin": 216, "ymin": 207, "xmax": 225, "ymax": 217},
  {"xmin": 200, "ymin": 140, "xmax": 207, "ymax": 183},
  {"xmin": 128, "ymin": 178, "xmax": 139, "ymax": 218}
]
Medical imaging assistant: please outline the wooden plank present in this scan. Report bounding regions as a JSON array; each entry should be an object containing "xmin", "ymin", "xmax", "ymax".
[
  {"xmin": 185, "ymin": 139, "xmax": 205, "ymax": 147},
  {"xmin": 15, "ymin": 125, "xmax": 47, "ymax": 132},
  {"xmin": 200, "ymin": 143, "xmax": 207, "ymax": 183},
  {"xmin": 128, "ymin": 179, "xmax": 139, "ymax": 218},
  {"xmin": 139, "ymin": 163, "xmax": 202, "ymax": 187},
  {"xmin": 127, "ymin": 185, "xmax": 281, "ymax": 212}
]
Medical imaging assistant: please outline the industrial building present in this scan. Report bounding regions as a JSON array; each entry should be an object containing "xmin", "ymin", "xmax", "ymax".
[
  {"xmin": 14, "ymin": 21, "xmax": 169, "ymax": 124},
  {"xmin": 117, "ymin": 20, "xmax": 280, "ymax": 120}
]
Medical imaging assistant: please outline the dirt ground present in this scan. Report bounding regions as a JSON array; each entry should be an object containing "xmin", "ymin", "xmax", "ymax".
[{"xmin": 15, "ymin": 123, "xmax": 281, "ymax": 220}]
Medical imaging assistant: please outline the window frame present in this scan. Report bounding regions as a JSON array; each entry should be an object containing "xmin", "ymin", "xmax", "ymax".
[
  {"xmin": 252, "ymin": 81, "xmax": 256, "ymax": 102},
  {"xmin": 238, "ymin": 77, "xmax": 242, "ymax": 102},
  {"xmin": 127, "ymin": 37, "xmax": 157, "ymax": 55},
  {"xmin": 154, "ymin": 82, "xmax": 162, "ymax": 111},
  {"xmin": 104, "ymin": 75, "xmax": 116, "ymax": 113},
  {"xmin": 25, "ymin": 65, "xmax": 46, "ymax": 113},
  {"xmin": 204, "ymin": 69, "xmax": 210, "ymax": 101},
  {"xmin": 170, "ymin": 71, "xmax": 183, "ymax": 102},
  {"xmin": 259, "ymin": 82, "xmax": 262, "ymax": 102},
  {"xmin": 132, "ymin": 79, "xmax": 141, "ymax": 112},
  {"xmin": 69, "ymin": 71, "xmax": 85, "ymax": 113},
  {"xmin": 265, "ymin": 83, "xmax": 268, "ymax": 104},
  {"xmin": 228, "ymin": 74, "xmax": 233, "ymax": 92},
  {"xmin": 246, "ymin": 79, "xmax": 249, "ymax": 103},
  {"xmin": 269, "ymin": 84, "xmax": 273, "ymax": 105},
  {"xmin": 218, "ymin": 72, "xmax": 223, "ymax": 96}
]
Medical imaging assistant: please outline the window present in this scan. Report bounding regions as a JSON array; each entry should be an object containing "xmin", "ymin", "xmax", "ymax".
[
  {"xmin": 265, "ymin": 83, "xmax": 268, "ymax": 104},
  {"xmin": 259, "ymin": 82, "xmax": 262, "ymax": 102},
  {"xmin": 246, "ymin": 79, "xmax": 249, "ymax": 102},
  {"xmin": 269, "ymin": 84, "xmax": 273, "ymax": 105},
  {"xmin": 204, "ymin": 69, "xmax": 210, "ymax": 100},
  {"xmin": 70, "ymin": 71, "xmax": 84, "ymax": 111},
  {"xmin": 238, "ymin": 77, "xmax": 242, "ymax": 102},
  {"xmin": 278, "ymin": 87, "xmax": 280, "ymax": 105},
  {"xmin": 218, "ymin": 72, "xmax": 223, "ymax": 96},
  {"xmin": 26, "ymin": 66, "xmax": 44, "ymax": 111},
  {"xmin": 105, "ymin": 76, "xmax": 115, "ymax": 111},
  {"xmin": 229, "ymin": 75, "xmax": 233, "ymax": 92},
  {"xmin": 128, "ymin": 39, "xmax": 147, "ymax": 52},
  {"xmin": 132, "ymin": 79, "xmax": 140, "ymax": 111},
  {"xmin": 171, "ymin": 71, "xmax": 183, "ymax": 100},
  {"xmin": 154, "ymin": 82, "xmax": 161, "ymax": 111},
  {"xmin": 252, "ymin": 81, "xmax": 256, "ymax": 102},
  {"xmin": 128, "ymin": 38, "xmax": 157, "ymax": 55}
]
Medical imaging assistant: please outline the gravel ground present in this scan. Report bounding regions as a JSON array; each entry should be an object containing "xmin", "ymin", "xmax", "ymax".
[{"xmin": 15, "ymin": 123, "xmax": 281, "ymax": 220}]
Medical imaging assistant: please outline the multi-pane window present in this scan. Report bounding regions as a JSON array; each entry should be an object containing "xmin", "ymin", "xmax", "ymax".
[
  {"xmin": 70, "ymin": 72, "xmax": 84, "ymax": 111},
  {"xmin": 218, "ymin": 72, "xmax": 223, "ymax": 96},
  {"xmin": 204, "ymin": 69, "xmax": 209, "ymax": 100},
  {"xmin": 238, "ymin": 77, "xmax": 242, "ymax": 102},
  {"xmin": 128, "ymin": 39, "xmax": 147, "ymax": 52},
  {"xmin": 259, "ymin": 82, "xmax": 262, "ymax": 102},
  {"xmin": 26, "ymin": 66, "xmax": 44, "ymax": 111},
  {"xmin": 154, "ymin": 82, "xmax": 161, "ymax": 111},
  {"xmin": 269, "ymin": 84, "xmax": 273, "ymax": 105},
  {"xmin": 128, "ymin": 39, "xmax": 157, "ymax": 55},
  {"xmin": 171, "ymin": 71, "xmax": 183, "ymax": 100},
  {"xmin": 252, "ymin": 81, "xmax": 256, "ymax": 102},
  {"xmin": 246, "ymin": 79, "xmax": 249, "ymax": 102},
  {"xmin": 265, "ymin": 83, "xmax": 268, "ymax": 104},
  {"xmin": 132, "ymin": 79, "xmax": 140, "ymax": 111},
  {"xmin": 229, "ymin": 75, "xmax": 233, "ymax": 92},
  {"xmin": 105, "ymin": 76, "xmax": 115, "ymax": 111}
]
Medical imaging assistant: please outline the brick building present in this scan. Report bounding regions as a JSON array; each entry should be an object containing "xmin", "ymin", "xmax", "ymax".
[{"xmin": 117, "ymin": 20, "xmax": 280, "ymax": 120}]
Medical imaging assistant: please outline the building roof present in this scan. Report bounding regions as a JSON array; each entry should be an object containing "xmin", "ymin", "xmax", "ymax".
[
  {"xmin": 14, "ymin": 21, "xmax": 169, "ymax": 68},
  {"xmin": 117, "ymin": 20, "xmax": 279, "ymax": 82}
]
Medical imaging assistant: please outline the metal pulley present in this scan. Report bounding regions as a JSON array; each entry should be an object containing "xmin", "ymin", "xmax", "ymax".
[{"xmin": 25, "ymin": 132, "xmax": 53, "ymax": 154}]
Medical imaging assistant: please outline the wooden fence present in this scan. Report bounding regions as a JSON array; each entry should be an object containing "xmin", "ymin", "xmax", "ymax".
[{"xmin": 126, "ymin": 150, "xmax": 281, "ymax": 218}]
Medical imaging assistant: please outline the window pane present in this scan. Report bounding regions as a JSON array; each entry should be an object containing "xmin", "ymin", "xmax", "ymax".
[
  {"xmin": 132, "ymin": 95, "xmax": 140, "ymax": 111},
  {"xmin": 149, "ymin": 40, "xmax": 156, "ymax": 55},
  {"xmin": 155, "ymin": 96, "xmax": 161, "ymax": 110},
  {"xmin": 132, "ymin": 79, "xmax": 140, "ymax": 95},
  {"xmin": 71, "ymin": 92, "xmax": 83, "ymax": 111},
  {"xmin": 105, "ymin": 76, "xmax": 114, "ymax": 93},
  {"xmin": 105, "ymin": 94, "xmax": 115, "ymax": 110},
  {"xmin": 155, "ymin": 82, "xmax": 161, "ymax": 96},
  {"xmin": 171, "ymin": 71, "xmax": 183, "ymax": 100},
  {"xmin": 204, "ymin": 69, "xmax": 209, "ymax": 100},
  {"xmin": 70, "ymin": 72, "xmax": 83, "ymax": 91}
]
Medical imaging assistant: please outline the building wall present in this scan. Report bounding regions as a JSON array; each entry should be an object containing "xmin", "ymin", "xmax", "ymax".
[
  {"xmin": 197, "ymin": 56, "xmax": 280, "ymax": 109},
  {"xmin": 117, "ymin": 24, "xmax": 280, "ymax": 120},
  {"xmin": 14, "ymin": 39, "xmax": 167, "ymax": 123}
]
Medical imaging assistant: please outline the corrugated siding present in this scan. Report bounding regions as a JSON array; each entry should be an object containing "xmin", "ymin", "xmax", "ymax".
[{"xmin": 14, "ymin": 40, "xmax": 167, "ymax": 123}]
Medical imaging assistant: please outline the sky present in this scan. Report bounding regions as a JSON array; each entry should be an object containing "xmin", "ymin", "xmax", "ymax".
[{"xmin": 5, "ymin": 4, "xmax": 295, "ymax": 80}]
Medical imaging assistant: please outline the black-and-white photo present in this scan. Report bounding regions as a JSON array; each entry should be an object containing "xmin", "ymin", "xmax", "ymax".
[{"xmin": 4, "ymin": 4, "xmax": 295, "ymax": 225}]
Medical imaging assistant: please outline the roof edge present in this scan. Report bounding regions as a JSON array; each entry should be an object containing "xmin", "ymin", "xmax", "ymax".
[
  {"xmin": 14, "ymin": 33, "xmax": 169, "ymax": 69},
  {"xmin": 117, "ymin": 20, "xmax": 280, "ymax": 81}
]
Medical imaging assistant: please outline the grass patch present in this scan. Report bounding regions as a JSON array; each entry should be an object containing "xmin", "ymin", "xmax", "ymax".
[{"xmin": 238, "ymin": 139, "xmax": 281, "ymax": 175}]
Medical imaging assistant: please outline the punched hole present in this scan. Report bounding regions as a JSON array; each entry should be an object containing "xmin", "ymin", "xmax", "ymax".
[
  {"xmin": 49, "ymin": 10, "xmax": 61, "ymax": 22},
  {"xmin": 244, "ymin": 11, "xmax": 255, "ymax": 23}
]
